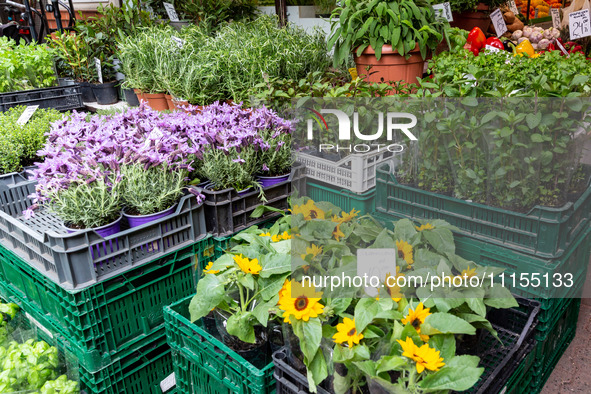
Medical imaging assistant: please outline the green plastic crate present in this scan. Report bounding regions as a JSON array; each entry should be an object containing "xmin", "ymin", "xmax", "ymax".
[
  {"xmin": 0, "ymin": 237, "xmax": 217, "ymax": 372},
  {"xmin": 501, "ymin": 339, "xmax": 536, "ymax": 394},
  {"xmin": 164, "ymin": 296, "xmax": 275, "ymax": 394},
  {"xmin": 306, "ymin": 181, "xmax": 375, "ymax": 215},
  {"xmin": 375, "ymin": 163, "xmax": 591, "ymax": 259}
]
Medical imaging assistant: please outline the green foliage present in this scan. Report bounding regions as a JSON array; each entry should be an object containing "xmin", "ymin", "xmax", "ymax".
[
  {"xmin": 121, "ymin": 164, "xmax": 187, "ymax": 215},
  {"xmin": 118, "ymin": 15, "xmax": 330, "ymax": 102},
  {"xmin": 0, "ymin": 37, "xmax": 57, "ymax": 92},
  {"xmin": 47, "ymin": 177, "xmax": 122, "ymax": 229},
  {"xmin": 447, "ymin": 0, "xmax": 478, "ymax": 13},
  {"xmin": 328, "ymin": 0, "xmax": 448, "ymax": 66},
  {"xmin": 39, "ymin": 375, "xmax": 79, "ymax": 394},
  {"xmin": 0, "ymin": 339, "xmax": 58, "ymax": 392},
  {"xmin": 0, "ymin": 107, "xmax": 65, "ymax": 174},
  {"xmin": 201, "ymin": 146, "xmax": 260, "ymax": 192}
]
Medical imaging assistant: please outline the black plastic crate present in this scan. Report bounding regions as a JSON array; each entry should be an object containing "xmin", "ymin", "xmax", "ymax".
[
  {"xmin": 0, "ymin": 85, "xmax": 84, "ymax": 112},
  {"xmin": 197, "ymin": 163, "xmax": 305, "ymax": 237},
  {"xmin": 273, "ymin": 297, "xmax": 539, "ymax": 394}
]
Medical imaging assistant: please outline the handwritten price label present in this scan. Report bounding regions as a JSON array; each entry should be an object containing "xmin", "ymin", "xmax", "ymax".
[
  {"xmin": 94, "ymin": 58, "xmax": 103, "ymax": 84},
  {"xmin": 16, "ymin": 105, "xmax": 39, "ymax": 125},
  {"xmin": 490, "ymin": 9, "xmax": 508, "ymax": 37},
  {"xmin": 569, "ymin": 9, "xmax": 591, "ymax": 39},
  {"xmin": 484, "ymin": 45, "xmax": 502, "ymax": 53},
  {"xmin": 433, "ymin": 3, "xmax": 453, "ymax": 22},
  {"xmin": 172, "ymin": 36, "xmax": 185, "ymax": 49},
  {"xmin": 551, "ymin": 8, "xmax": 561, "ymax": 28},
  {"xmin": 507, "ymin": 1, "xmax": 519, "ymax": 15},
  {"xmin": 163, "ymin": 2, "xmax": 179, "ymax": 21}
]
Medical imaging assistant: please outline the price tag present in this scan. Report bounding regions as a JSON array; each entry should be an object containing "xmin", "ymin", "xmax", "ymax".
[
  {"xmin": 94, "ymin": 57, "xmax": 103, "ymax": 84},
  {"xmin": 16, "ymin": 105, "xmax": 39, "ymax": 125},
  {"xmin": 555, "ymin": 38, "xmax": 570, "ymax": 57},
  {"xmin": 348, "ymin": 67, "xmax": 358, "ymax": 80},
  {"xmin": 491, "ymin": 9, "xmax": 508, "ymax": 36},
  {"xmin": 551, "ymin": 8, "xmax": 561, "ymax": 28},
  {"xmin": 432, "ymin": 3, "xmax": 453, "ymax": 22},
  {"xmin": 569, "ymin": 9, "xmax": 591, "ymax": 39},
  {"xmin": 163, "ymin": 2, "xmax": 179, "ymax": 21},
  {"xmin": 171, "ymin": 36, "xmax": 185, "ymax": 49},
  {"xmin": 160, "ymin": 373, "xmax": 176, "ymax": 392},
  {"xmin": 485, "ymin": 45, "xmax": 502, "ymax": 53},
  {"xmin": 507, "ymin": 1, "xmax": 519, "ymax": 15}
]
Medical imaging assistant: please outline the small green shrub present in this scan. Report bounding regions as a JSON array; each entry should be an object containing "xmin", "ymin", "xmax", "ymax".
[{"xmin": 0, "ymin": 38, "xmax": 56, "ymax": 93}]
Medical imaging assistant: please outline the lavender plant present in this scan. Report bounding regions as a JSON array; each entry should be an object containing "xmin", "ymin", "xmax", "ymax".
[{"xmin": 121, "ymin": 164, "xmax": 188, "ymax": 215}]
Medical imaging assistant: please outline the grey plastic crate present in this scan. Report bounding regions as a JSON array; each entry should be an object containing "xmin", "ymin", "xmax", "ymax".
[
  {"xmin": 0, "ymin": 172, "xmax": 207, "ymax": 290},
  {"xmin": 198, "ymin": 163, "xmax": 305, "ymax": 237}
]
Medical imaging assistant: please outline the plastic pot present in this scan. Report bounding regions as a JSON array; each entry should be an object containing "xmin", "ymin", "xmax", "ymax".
[
  {"xmin": 123, "ymin": 204, "xmax": 177, "ymax": 228},
  {"xmin": 257, "ymin": 174, "xmax": 290, "ymax": 188},
  {"xmin": 58, "ymin": 78, "xmax": 76, "ymax": 87},
  {"xmin": 354, "ymin": 44, "xmax": 425, "ymax": 87},
  {"xmin": 144, "ymin": 93, "xmax": 168, "ymax": 111},
  {"xmin": 124, "ymin": 88, "xmax": 140, "ymax": 107},
  {"xmin": 92, "ymin": 82, "xmax": 119, "ymax": 105},
  {"xmin": 79, "ymin": 81, "xmax": 96, "ymax": 103}
]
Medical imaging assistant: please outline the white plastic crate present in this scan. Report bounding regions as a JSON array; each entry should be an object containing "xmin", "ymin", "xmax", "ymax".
[{"xmin": 297, "ymin": 150, "xmax": 398, "ymax": 193}]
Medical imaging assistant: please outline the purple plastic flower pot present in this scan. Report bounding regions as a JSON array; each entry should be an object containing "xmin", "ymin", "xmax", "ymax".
[
  {"xmin": 64, "ymin": 215, "xmax": 123, "ymax": 262},
  {"xmin": 64, "ymin": 215, "xmax": 122, "ymax": 236},
  {"xmin": 123, "ymin": 204, "xmax": 177, "ymax": 228},
  {"xmin": 257, "ymin": 174, "xmax": 290, "ymax": 188},
  {"xmin": 237, "ymin": 188, "xmax": 252, "ymax": 196}
]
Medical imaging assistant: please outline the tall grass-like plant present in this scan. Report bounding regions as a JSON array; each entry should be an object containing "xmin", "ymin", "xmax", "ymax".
[{"xmin": 121, "ymin": 164, "xmax": 188, "ymax": 215}]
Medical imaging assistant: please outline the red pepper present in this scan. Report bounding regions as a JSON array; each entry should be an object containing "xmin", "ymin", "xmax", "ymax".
[
  {"xmin": 467, "ymin": 27, "xmax": 486, "ymax": 50},
  {"xmin": 485, "ymin": 37, "xmax": 504, "ymax": 50},
  {"xmin": 547, "ymin": 42, "xmax": 556, "ymax": 51},
  {"xmin": 464, "ymin": 42, "xmax": 480, "ymax": 56}
]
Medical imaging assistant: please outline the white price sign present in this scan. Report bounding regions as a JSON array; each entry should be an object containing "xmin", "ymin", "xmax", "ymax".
[
  {"xmin": 551, "ymin": 8, "xmax": 561, "ymax": 28},
  {"xmin": 94, "ymin": 57, "xmax": 103, "ymax": 84},
  {"xmin": 171, "ymin": 36, "xmax": 185, "ymax": 48},
  {"xmin": 433, "ymin": 3, "xmax": 453, "ymax": 22},
  {"xmin": 507, "ymin": 1, "xmax": 519, "ymax": 15},
  {"xmin": 569, "ymin": 9, "xmax": 591, "ymax": 39},
  {"xmin": 16, "ymin": 105, "xmax": 38, "ymax": 125},
  {"xmin": 163, "ymin": 2, "xmax": 179, "ymax": 21},
  {"xmin": 160, "ymin": 373, "xmax": 176, "ymax": 392},
  {"xmin": 484, "ymin": 44, "xmax": 502, "ymax": 53},
  {"xmin": 490, "ymin": 8, "xmax": 508, "ymax": 37}
]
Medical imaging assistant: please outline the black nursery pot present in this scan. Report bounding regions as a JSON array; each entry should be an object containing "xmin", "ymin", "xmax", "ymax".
[
  {"xmin": 92, "ymin": 82, "xmax": 119, "ymax": 105},
  {"xmin": 79, "ymin": 81, "xmax": 96, "ymax": 103},
  {"xmin": 123, "ymin": 88, "xmax": 140, "ymax": 107}
]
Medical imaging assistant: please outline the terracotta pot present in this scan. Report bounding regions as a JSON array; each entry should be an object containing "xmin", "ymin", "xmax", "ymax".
[
  {"xmin": 354, "ymin": 44, "xmax": 425, "ymax": 87},
  {"xmin": 165, "ymin": 94, "xmax": 175, "ymax": 111},
  {"xmin": 144, "ymin": 93, "xmax": 168, "ymax": 111},
  {"xmin": 450, "ymin": 3, "xmax": 491, "ymax": 32},
  {"xmin": 133, "ymin": 89, "xmax": 146, "ymax": 104}
]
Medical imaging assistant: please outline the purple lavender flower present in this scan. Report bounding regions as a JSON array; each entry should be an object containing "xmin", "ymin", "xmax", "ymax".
[{"xmin": 262, "ymin": 164, "xmax": 270, "ymax": 172}]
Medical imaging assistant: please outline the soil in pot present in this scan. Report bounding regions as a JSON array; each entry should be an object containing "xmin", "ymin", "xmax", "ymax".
[
  {"xmin": 79, "ymin": 81, "xmax": 96, "ymax": 103},
  {"xmin": 124, "ymin": 88, "xmax": 140, "ymax": 107},
  {"xmin": 92, "ymin": 82, "xmax": 119, "ymax": 105},
  {"xmin": 215, "ymin": 310, "xmax": 269, "ymax": 368},
  {"xmin": 144, "ymin": 93, "xmax": 168, "ymax": 112},
  {"xmin": 354, "ymin": 44, "xmax": 424, "ymax": 88}
]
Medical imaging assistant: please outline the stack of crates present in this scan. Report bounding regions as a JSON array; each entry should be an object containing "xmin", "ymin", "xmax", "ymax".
[
  {"xmin": 373, "ymin": 162, "xmax": 591, "ymax": 394},
  {"xmin": 0, "ymin": 171, "xmax": 215, "ymax": 393}
]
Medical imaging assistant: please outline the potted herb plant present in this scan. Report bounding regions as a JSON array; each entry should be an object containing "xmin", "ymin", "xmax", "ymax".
[{"xmin": 328, "ymin": 0, "xmax": 448, "ymax": 85}]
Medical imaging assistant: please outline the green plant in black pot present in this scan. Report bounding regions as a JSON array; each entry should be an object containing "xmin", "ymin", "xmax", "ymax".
[{"xmin": 328, "ymin": 0, "xmax": 448, "ymax": 85}]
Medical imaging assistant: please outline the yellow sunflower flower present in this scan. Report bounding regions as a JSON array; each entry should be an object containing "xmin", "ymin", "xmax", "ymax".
[
  {"xmin": 332, "ymin": 208, "xmax": 360, "ymax": 224},
  {"xmin": 415, "ymin": 223, "xmax": 435, "ymax": 231},
  {"xmin": 278, "ymin": 279, "xmax": 290, "ymax": 299},
  {"xmin": 259, "ymin": 232, "xmax": 271, "ymax": 237},
  {"xmin": 301, "ymin": 244, "xmax": 323, "ymax": 261},
  {"xmin": 291, "ymin": 200, "xmax": 325, "ymax": 220},
  {"xmin": 396, "ymin": 240, "xmax": 414, "ymax": 268},
  {"xmin": 233, "ymin": 254, "xmax": 262, "ymax": 275},
  {"xmin": 402, "ymin": 303, "xmax": 431, "ymax": 329},
  {"xmin": 278, "ymin": 280, "xmax": 324, "ymax": 323},
  {"xmin": 459, "ymin": 266, "xmax": 477, "ymax": 278},
  {"xmin": 333, "ymin": 224, "xmax": 345, "ymax": 241},
  {"xmin": 333, "ymin": 317, "xmax": 364, "ymax": 348},
  {"xmin": 203, "ymin": 261, "xmax": 219, "ymax": 275},
  {"xmin": 280, "ymin": 231, "xmax": 292, "ymax": 240},
  {"xmin": 397, "ymin": 337, "xmax": 445, "ymax": 373},
  {"xmin": 384, "ymin": 266, "xmax": 405, "ymax": 302}
]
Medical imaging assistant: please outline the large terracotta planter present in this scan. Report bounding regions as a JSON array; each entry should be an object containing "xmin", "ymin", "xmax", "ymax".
[
  {"xmin": 133, "ymin": 89, "xmax": 146, "ymax": 104},
  {"xmin": 144, "ymin": 93, "xmax": 168, "ymax": 111},
  {"xmin": 450, "ymin": 3, "xmax": 491, "ymax": 32},
  {"xmin": 354, "ymin": 44, "xmax": 425, "ymax": 86},
  {"xmin": 165, "ymin": 94, "xmax": 175, "ymax": 111}
]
